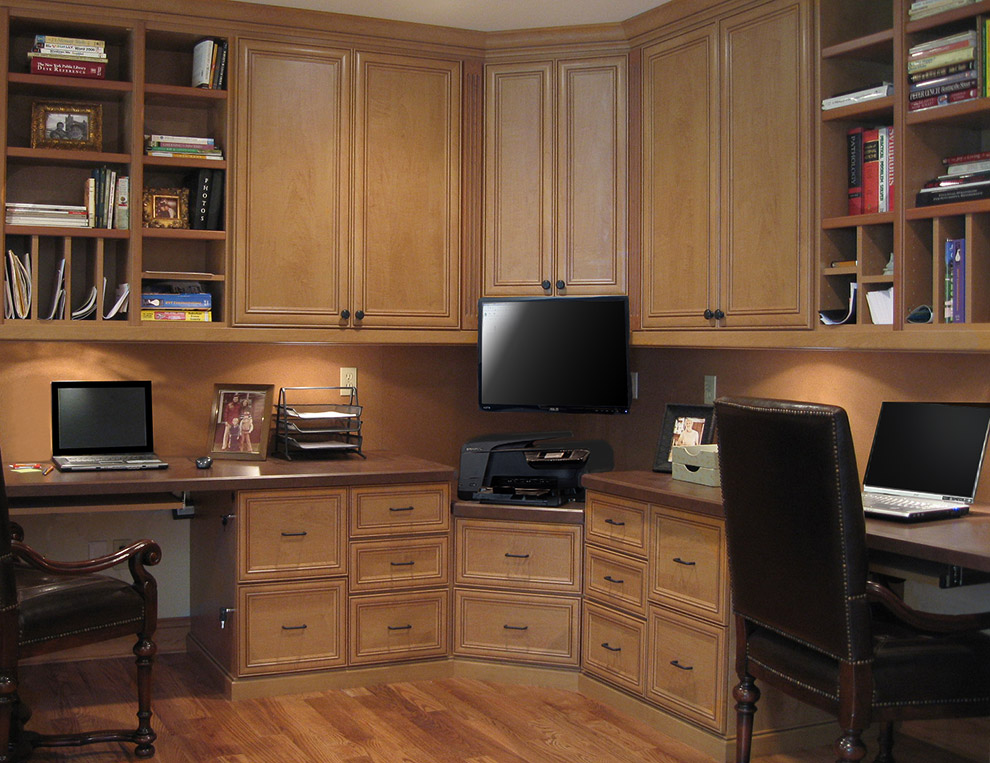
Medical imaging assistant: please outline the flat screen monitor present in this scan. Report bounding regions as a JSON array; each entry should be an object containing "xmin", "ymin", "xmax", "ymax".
[
  {"xmin": 51, "ymin": 380, "xmax": 155, "ymax": 455},
  {"xmin": 478, "ymin": 296, "xmax": 631, "ymax": 414}
]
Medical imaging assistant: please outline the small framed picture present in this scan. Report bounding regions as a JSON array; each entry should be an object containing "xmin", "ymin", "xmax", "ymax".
[
  {"xmin": 30, "ymin": 100, "xmax": 102, "ymax": 151},
  {"xmin": 142, "ymin": 187, "xmax": 189, "ymax": 229},
  {"xmin": 652, "ymin": 404, "xmax": 716, "ymax": 473},
  {"xmin": 208, "ymin": 384, "xmax": 274, "ymax": 460}
]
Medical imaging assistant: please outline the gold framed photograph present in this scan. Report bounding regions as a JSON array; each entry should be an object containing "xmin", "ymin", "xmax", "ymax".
[
  {"xmin": 142, "ymin": 187, "xmax": 189, "ymax": 229},
  {"xmin": 30, "ymin": 100, "xmax": 102, "ymax": 151},
  {"xmin": 208, "ymin": 384, "xmax": 274, "ymax": 460}
]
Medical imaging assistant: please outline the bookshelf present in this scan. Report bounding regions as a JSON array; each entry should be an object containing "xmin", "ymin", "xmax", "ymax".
[{"xmin": 2, "ymin": 9, "xmax": 229, "ymax": 332}]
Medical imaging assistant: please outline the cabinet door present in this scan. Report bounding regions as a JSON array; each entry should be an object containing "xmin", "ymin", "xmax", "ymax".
[
  {"xmin": 639, "ymin": 26, "xmax": 719, "ymax": 329},
  {"xmin": 233, "ymin": 39, "xmax": 350, "ymax": 326},
  {"xmin": 719, "ymin": 0, "xmax": 812, "ymax": 328},
  {"xmin": 352, "ymin": 52, "xmax": 461, "ymax": 328},
  {"xmin": 483, "ymin": 61, "xmax": 555, "ymax": 296},
  {"xmin": 556, "ymin": 56, "xmax": 627, "ymax": 295}
]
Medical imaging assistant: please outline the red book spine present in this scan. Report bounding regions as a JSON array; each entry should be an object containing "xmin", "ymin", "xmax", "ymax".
[
  {"xmin": 30, "ymin": 56, "xmax": 105, "ymax": 79},
  {"xmin": 847, "ymin": 126, "xmax": 864, "ymax": 215},
  {"xmin": 886, "ymin": 126, "xmax": 894, "ymax": 211},
  {"xmin": 861, "ymin": 128, "xmax": 880, "ymax": 214}
]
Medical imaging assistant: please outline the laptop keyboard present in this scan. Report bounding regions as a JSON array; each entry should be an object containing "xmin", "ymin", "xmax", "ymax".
[{"xmin": 862, "ymin": 493, "xmax": 961, "ymax": 510}]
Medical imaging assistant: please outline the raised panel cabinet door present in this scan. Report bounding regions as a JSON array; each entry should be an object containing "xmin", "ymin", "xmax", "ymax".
[
  {"xmin": 352, "ymin": 51, "xmax": 461, "ymax": 328},
  {"xmin": 233, "ymin": 39, "xmax": 350, "ymax": 326},
  {"xmin": 483, "ymin": 61, "xmax": 555, "ymax": 296},
  {"xmin": 556, "ymin": 56, "xmax": 627, "ymax": 295},
  {"xmin": 639, "ymin": 25, "xmax": 719, "ymax": 329},
  {"xmin": 719, "ymin": 0, "xmax": 812, "ymax": 328}
]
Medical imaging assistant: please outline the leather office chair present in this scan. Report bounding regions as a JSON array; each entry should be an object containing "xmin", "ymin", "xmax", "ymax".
[
  {"xmin": 714, "ymin": 397, "xmax": 990, "ymax": 763},
  {"xmin": 0, "ymin": 458, "xmax": 161, "ymax": 761}
]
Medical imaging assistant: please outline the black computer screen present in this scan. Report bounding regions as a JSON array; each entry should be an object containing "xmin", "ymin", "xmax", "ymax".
[{"xmin": 51, "ymin": 380, "xmax": 154, "ymax": 454}]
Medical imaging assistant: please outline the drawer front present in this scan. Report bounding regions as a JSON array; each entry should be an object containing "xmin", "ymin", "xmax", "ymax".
[
  {"xmin": 585, "ymin": 492, "xmax": 648, "ymax": 558},
  {"xmin": 238, "ymin": 579, "xmax": 346, "ymax": 676},
  {"xmin": 455, "ymin": 519, "xmax": 582, "ymax": 594},
  {"xmin": 349, "ymin": 589, "xmax": 449, "ymax": 664},
  {"xmin": 646, "ymin": 605, "xmax": 727, "ymax": 732},
  {"xmin": 584, "ymin": 545, "xmax": 648, "ymax": 617},
  {"xmin": 349, "ymin": 535, "xmax": 449, "ymax": 592},
  {"xmin": 239, "ymin": 488, "xmax": 347, "ymax": 582},
  {"xmin": 582, "ymin": 602, "xmax": 646, "ymax": 695},
  {"xmin": 453, "ymin": 589, "xmax": 580, "ymax": 666},
  {"xmin": 350, "ymin": 483, "xmax": 450, "ymax": 537},
  {"xmin": 650, "ymin": 507, "xmax": 728, "ymax": 625}
]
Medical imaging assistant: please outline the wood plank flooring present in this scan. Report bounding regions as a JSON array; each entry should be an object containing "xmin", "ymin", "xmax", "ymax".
[{"xmin": 17, "ymin": 654, "xmax": 986, "ymax": 762}]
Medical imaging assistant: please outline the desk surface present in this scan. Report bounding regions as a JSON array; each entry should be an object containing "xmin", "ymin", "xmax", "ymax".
[
  {"xmin": 583, "ymin": 471, "xmax": 990, "ymax": 575},
  {"xmin": 4, "ymin": 451, "xmax": 455, "ymax": 500}
]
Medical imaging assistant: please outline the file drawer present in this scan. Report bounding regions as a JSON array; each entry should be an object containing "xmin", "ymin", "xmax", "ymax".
[
  {"xmin": 349, "ymin": 483, "xmax": 450, "ymax": 537},
  {"xmin": 584, "ymin": 545, "xmax": 648, "ymax": 617},
  {"xmin": 585, "ymin": 491, "xmax": 648, "ymax": 558},
  {"xmin": 349, "ymin": 535, "xmax": 449, "ymax": 592},
  {"xmin": 349, "ymin": 589, "xmax": 448, "ymax": 664},
  {"xmin": 582, "ymin": 601, "xmax": 646, "ymax": 695}
]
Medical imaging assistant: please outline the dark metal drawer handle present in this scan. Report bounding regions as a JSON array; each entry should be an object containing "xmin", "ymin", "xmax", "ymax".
[
  {"xmin": 670, "ymin": 659, "xmax": 693, "ymax": 671},
  {"xmin": 503, "ymin": 624, "xmax": 529, "ymax": 631},
  {"xmin": 604, "ymin": 518, "xmax": 625, "ymax": 526},
  {"xmin": 389, "ymin": 506, "xmax": 414, "ymax": 512},
  {"xmin": 281, "ymin": 531, "xmax": 308, "ymax": 537},
  {"xmin": 388, "ymin": 624, "xmax": 413, "ymax": 631},
  {"xmin": 601, "ymin": 642, "xmax": 622, "ymax": 652},
  {"xmin": 504, "ymin": 552, "xmax": 530, "ymax": 559},
  {"xmin": 603, "ymin": 575, "xmax": 624, "ymax": 584},
  {"xmin": 390, "ymin": 560, "xmax": 415, "ymax": 566},
  {"xmin": 281, "ymin": 624, "xmax": 307, "ymax": 631},
  {"xmin": 673, "ymin": 557, "xmax": 696, "ymax": 566}
]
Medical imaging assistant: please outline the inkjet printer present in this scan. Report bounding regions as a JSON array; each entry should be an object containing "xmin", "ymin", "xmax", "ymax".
[{"xmin": 458, "ymin": 431, "xmax": 613, "ymax": 507}]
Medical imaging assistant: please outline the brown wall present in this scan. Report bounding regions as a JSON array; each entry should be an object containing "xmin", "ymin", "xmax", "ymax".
[{"xmin": 3, "ymin": 341, "xmax": 988, "ymax": 498}]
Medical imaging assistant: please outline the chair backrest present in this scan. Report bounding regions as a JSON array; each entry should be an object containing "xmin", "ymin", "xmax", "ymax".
[
  {"xmin": 0, "ymin": 450, "xmax": 18, "ymax": 647},
  {"xmin": 714, "ymin": 397, "xmax": 873, "ymax": 663}
]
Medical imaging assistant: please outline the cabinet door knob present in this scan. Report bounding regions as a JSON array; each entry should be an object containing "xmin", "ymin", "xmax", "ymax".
[
  {"xmin": 714, "ymin": 309, "xmax": 725, "ymax": 320},
  {"xmin": 341, "ymin": 309, "xmax": 351, "ymax": 320},
  {"xmin": 556, "ymin": 280, "xmax": 565, "ymax": 290},
  {"xmin": 704, "ymin": 309, "xmax": 714, "ymax": 320},
  {"xmin": 542, "ymin": 280, "xmax": 552, "ymax": 291},
  {"xmin": 355, "ymin": 310, "xmax": 365, "ymax": 320}
]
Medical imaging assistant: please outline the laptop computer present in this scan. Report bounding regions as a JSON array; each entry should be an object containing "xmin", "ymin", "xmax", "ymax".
[
  {"xmin": 861, "ymin": 401, "xmax": 990, "ymax": 521},
  {"xmin": 51, "ymin": 380, "xmax": 168, "ymax": 472}
]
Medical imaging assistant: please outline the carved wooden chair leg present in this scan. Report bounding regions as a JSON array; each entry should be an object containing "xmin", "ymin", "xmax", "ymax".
[
  {"xmin": 133, "ymin": 635, "xmax": 157, "ymax": 759},
  {"xmin": 733, "ymin": 673, "xmax": 760, "ymax": 763},
  {"xmin": 873, "ymin": 721, "xmax": 894, "ymax": 763},
  {"xmin": 836, "ymin": 728, "xmax": 868, "ymax": 762}
]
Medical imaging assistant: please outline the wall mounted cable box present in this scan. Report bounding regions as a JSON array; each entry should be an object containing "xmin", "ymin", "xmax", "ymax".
[{"xmin": 671, "ymin": 444, "xmax": 720, "ymax": 487}]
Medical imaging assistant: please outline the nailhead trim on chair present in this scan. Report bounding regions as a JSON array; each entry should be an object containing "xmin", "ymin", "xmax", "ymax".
[
  {"xmin": 748, "ymin": 655, "xmax": 840, "ymax": 703},
  {"xmin": 19, "ymin": 613, "xmax": 144, "ymax": 647}
]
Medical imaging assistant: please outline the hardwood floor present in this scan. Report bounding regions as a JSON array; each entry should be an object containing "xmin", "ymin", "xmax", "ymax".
[{"xmin": 17, "ymin": 654, "xmax": 986, "ymax": 762}]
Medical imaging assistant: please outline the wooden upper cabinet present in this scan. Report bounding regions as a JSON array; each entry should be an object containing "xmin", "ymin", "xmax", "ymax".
[
  {"xmin": 233, "ymin": 39, "xmax": 350, "ymax": 327},
  {"xmin": 483, "ymin": 55, "xmax": 627, "ymax": 297},
  {"xmin": 638, "ymin": 0, "xmax": 812, "ymax": 330},
  {"xmin": 352, "ymin": 52, "xmax": 462, "ymax": 328}
]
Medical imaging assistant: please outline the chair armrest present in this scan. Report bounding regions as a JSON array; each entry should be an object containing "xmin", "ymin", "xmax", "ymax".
[
  {"xmin": 867, "ymin": 579, "xmax": 990, "ymax": 633},
  {"xmin": 9, "ymin": 522, "xmax": 23, "ymax": 542},
  {"xmin": 12, "ymin": 539, "xmax": 162, "ymax": 585}
]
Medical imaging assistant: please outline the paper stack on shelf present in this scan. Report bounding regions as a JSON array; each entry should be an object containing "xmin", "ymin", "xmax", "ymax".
[
  {"xmin": 6, "ymin": 202, "xmax": 89, "ymax": 227},
  {"xmin": 822, "ymin": 82, "xmax": 893, "ymax": 110},
  {"xmin": 819, "ymin": 282, "xmax": 857, "ymax": 325},
  {"xmin": 4, "ymin": 250, "xmax": 31, "ymax": 319},
  {"xmin": 866, "ymin": 288, "xmax": 894, "ymax": 325},
  {"xmin": 44, "ymin": 258, "xmax": 66, "ymax": 320}
]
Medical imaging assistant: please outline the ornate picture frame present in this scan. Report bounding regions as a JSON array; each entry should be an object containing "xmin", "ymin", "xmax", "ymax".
[
  {"xmin": 30, "ymin": 100, "xmax": 102, "ymax": 151},
  {"xmin": 208, "ymin": 384, "xmax": 274, "ymax": 460},
  {"xmin": 142, "ymin": 187, "xmax": 189, "ymax": 229},
  {"xmin": 652, "ymin": 403, "xmax": 715, "ymax": 473}
]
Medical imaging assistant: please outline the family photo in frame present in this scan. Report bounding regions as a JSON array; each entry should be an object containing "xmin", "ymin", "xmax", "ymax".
[
  {"xmin": 31, "ymin": 100, "xmax": 102, "ymax": 151},
  {"xmin": 208, "ymin": 384, "xmax": 273, "ymax": 460},
  {"xmin": 142, "ymin": 187, "xmax": 190, "ymax": 228},
  {"xmin": 652, "ymin": 403, "xmax": 715, "ymax": 473}
]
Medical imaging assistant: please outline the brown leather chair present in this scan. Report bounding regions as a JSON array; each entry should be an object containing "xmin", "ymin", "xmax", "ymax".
[
  {"xmin": 0, "ymin": 457, "xmax": 161, "ymax": 760},
  {"xmin": 714, "ymin": 397, "xmax": 990, "ymax": 763}
]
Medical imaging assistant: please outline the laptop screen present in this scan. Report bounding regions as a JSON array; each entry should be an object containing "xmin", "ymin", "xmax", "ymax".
[
  {"xmin": 51, "ymin": 381, "xmax": 155, "ymax": 455},
  {"xmin": 863, "ymin": 401, "xmax": 990, "ymax": 502}
]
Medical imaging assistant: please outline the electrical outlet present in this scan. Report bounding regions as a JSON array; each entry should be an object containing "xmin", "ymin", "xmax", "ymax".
[
  {"xmin": 113, "ymin": 538, "xmax": 131, "ymax": 552},
  {"xmin": 88, "ymin": 540, "xmax": 108, "ymax": 559},
  {"xmin": 340, "ymin": 367, "xmax": 357, "ymax": 395},
  {"xmin": 704, "ymin": 375, "xmax": 717, "ymax": 405}
]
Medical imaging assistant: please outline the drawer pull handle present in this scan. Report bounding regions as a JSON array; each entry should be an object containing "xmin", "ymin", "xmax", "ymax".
[
  {"xmin": 603, "ymin": 575, "xmax": 624, "ymax": 584},
  {"xmin": 390, "ymin": 560, "xmax": 415, "ymax": 566},
  {"xmin": 604, "ymin": 518, "xmax": 625, "ymax": 526},
  {"xmin": 503, "ymin": 624, "xmax": 529, "ymax": 631},
  {"xmin": 670, "ymin": 659, "xmax": 693, "ymax": 671},
  {"xmin": 281, "ymin": 531, "xmax": 308, "ymax": 537},
  {"xmin": 389, "ymin": 506, "xmax": 415, "ymax": 512},
  {"xmin": 281, "ymin": 624, "xmax": 307, "ymax": 631},
  {"xmin": 504, "ymin": 552, "xmax": 530, "ymax": 559},
  {"xmin": 673, "ymin": 557, "xmax": 696, "ymax": 566},
  {"xmin": 601, "ymin": 642, "xmax": 622, "ymax": 652},
  {"xmin": 388, "ymin": 624, "xmax": 413, "ymax": 631}
]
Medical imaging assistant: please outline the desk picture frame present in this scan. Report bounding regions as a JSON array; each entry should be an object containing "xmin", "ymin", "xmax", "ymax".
[
  {"xmin": 652, "ymin": 403, "xmax": 715, "ymax": 473},
  {"xmin": 208, "ymin": 384, "xmax": 273, "ymax": 460},
  {"xmin": 30, "ymin": 100, "xmax": 102, "ymax": 151}
]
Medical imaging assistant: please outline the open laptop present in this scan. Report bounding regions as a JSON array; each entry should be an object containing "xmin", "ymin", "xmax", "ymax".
[
  {"xmin": 861, "ymin": 401, "xmax": 990, "ymax": 521},
  {"xmin": 51, "ymin": 380, "xmax": 168, "ymax": 471}
]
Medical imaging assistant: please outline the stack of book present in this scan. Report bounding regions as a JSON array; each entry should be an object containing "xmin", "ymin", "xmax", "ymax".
[
  {"xmin": 86, "ymin": 168, "xmax": 128, "ymax": 229},
  {"xmin": 191, "ymin": 38, "xmax": 228, "ymax": 89},
  {"xmin": 916, "ymin": 151, "xmax": 990, "ymax": 205},
  {"xmin": 140, "ymin": 290, "xmax": 212, "ymax": 322},
  {"xmin": 945, "ymin": 238, "xmax": 966, "ymax": 323},
  {"xmin": 29, "ymin": 34, "xmax": 106, "ymax": 79},
  {"xmin": 5, "ymin": 202, "xmax": 89, "ymax": 227},
  {"xmin": 145, "ymin": 134, "xmax": 223, "ymax": 160},
  {"xmin": 907, "ymin": 26, "xmax": 986, "ymax": 112},
  {"xmin": 846, "ymin": 125, "xmax": 894, "ymax": 215},
  {"xmin": 909, "ymin": 0, "xmax": 978, "ymax": 20}
]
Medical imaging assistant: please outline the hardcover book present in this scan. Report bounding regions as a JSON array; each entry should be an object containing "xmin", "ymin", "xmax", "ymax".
[
  {"xmin": 847, "ymin": 126, "xmax": 864, "ymax": 215},
  {"xmin": 29, "ymin": 57, "xmax": 105, "ymax": 79}
]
